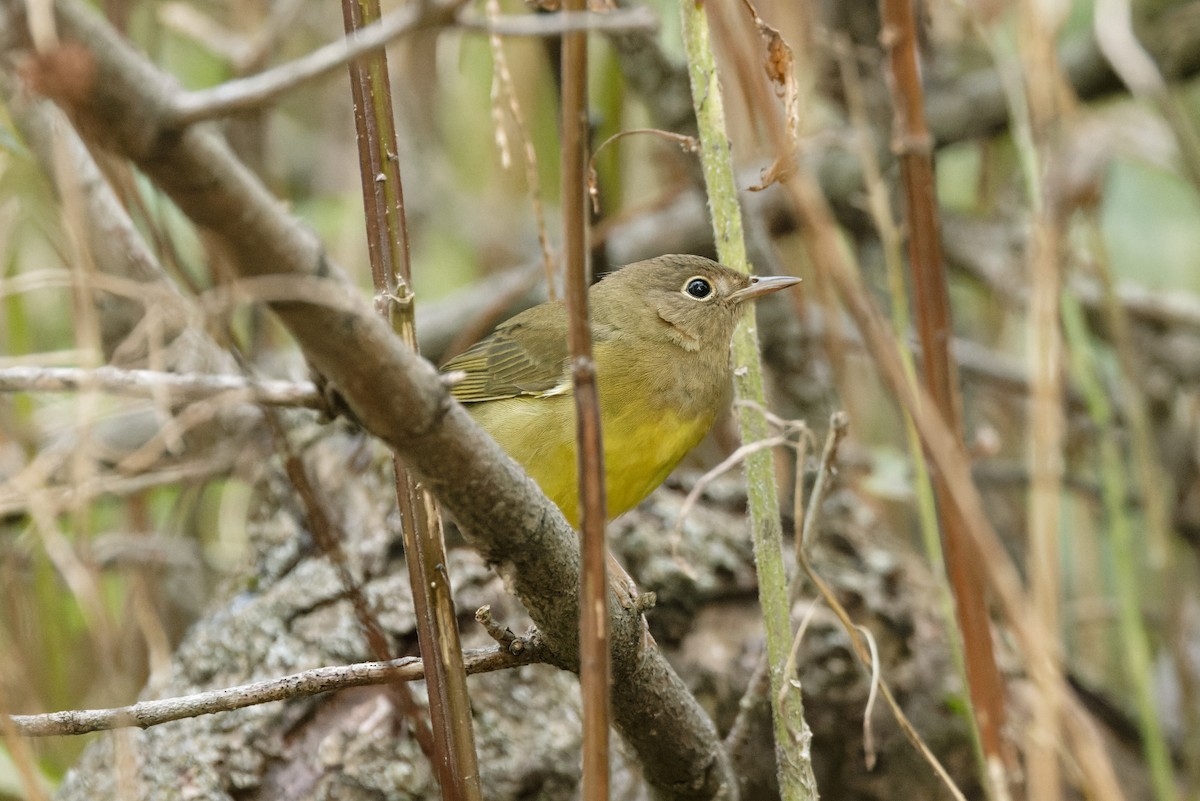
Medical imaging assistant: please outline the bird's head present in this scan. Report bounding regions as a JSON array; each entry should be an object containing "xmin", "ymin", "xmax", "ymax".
[{"xmin": 595, "ymin": 255, "xmax": 800, "ymax": 353}]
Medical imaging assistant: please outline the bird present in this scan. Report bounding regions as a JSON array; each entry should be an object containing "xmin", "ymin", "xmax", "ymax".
[{"xmin": 441, "ymin": 254, "xmax": 800, "ymax": 526}]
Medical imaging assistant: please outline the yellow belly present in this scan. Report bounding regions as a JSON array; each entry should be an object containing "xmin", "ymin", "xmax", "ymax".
[{"xmin": 468, "ymin": 396, "xmax": 714, "ymax": 527}]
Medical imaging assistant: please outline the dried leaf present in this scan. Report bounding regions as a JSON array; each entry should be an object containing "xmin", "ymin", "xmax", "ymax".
[
  {"xmin": 749, "ymin": 151, "xmax": 796, "ymax": 191},
  {"xmin": 738, "ymin": 0, "xmax": 801, "ymax": 188}
]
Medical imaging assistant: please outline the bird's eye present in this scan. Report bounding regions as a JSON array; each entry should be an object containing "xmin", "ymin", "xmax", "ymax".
[{"xmin": 684, "ymin": 277, "xmax": 713, "ymax": 300}]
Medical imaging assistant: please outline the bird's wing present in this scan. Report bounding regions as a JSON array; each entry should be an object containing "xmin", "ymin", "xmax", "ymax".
[{"xmin": 441, "ymin": 304, "xmax": 571, "ymax": 403}]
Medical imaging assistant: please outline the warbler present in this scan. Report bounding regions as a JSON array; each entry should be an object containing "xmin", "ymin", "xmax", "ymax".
[{"xmin": 441, "ymin": 254, "xmax": 800, "ymax": 526}]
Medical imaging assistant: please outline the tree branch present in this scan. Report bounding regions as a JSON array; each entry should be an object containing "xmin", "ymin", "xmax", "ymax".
[
  {"xmin": 0, "ymin": 366, "xmax": 322, "ymax": 408},
  {"xmin": 6, "ymin": 648, "xmax": 537, "ymax": 738},
  {"xmin": 166, "ymin": 0, "xmax": 461, "ymax": 126},
  {"xmin": 164, "ymin": 3, "xmax": 658, "ymax": 126}
]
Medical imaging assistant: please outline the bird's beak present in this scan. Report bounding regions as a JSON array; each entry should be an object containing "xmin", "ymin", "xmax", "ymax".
[{"xmin": 729, "ymin": 274, "xmax": 802, "ymax": 303}]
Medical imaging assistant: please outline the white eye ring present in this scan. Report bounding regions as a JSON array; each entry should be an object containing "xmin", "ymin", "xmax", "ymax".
[{"xmin": 682, "ymin": 276, "xmax": 715, "ymax": 301}]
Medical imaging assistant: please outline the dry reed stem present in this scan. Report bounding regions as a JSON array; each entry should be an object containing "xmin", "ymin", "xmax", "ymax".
[
  {"xmin": 340, "ymin": 0, "xmax": 483, "ymax": 791},
  {"xmin": 558, "ymin": 3, "xmax": 612, "ymax": 796}
]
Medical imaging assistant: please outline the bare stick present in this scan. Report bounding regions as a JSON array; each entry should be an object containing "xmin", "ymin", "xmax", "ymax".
[
  {"xmin": 855, "ymin": 625, "xmax": 881, "ymax": 771},
  {"xmin": 0, "ymin": 366, "xmax": 321, "ymax": 408},
  {"xmin": 559, "ymin": 3, "xmax": 611, "ymax": 796},
  {"xmin": 167, "ymin": 0, "xmax": 460, "ymax": 126},
  {"xmin": 7, "ymin": 648, "xmax": 538, "ymax": 738},
  {"xmin": 799, "ymin": 411, "xmax": 847, "ymax": 549}
]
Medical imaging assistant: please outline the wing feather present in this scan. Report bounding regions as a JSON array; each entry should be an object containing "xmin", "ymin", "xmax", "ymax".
[{"xmin": 441, "ymin": 304, "xmax": 571, "ymax": 403}]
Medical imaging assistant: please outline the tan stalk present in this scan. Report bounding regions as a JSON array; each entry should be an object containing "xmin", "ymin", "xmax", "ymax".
[
  {"xmin": 339, "ymin": 0, "xmax": 481, "ymax": 797},
  {"xmin": 879, "ymin": 2, "xmax": 1015, "ymax": 795},
  {"xmin": 559, "ymin": 4, "xmax": 612, "ymax": 799},
  {"xmin": 834, "ymin": 31, "xmax": 990, "ymax": 787},
  {"xmin": 1012, "ymin": 2, "xmax": 1071, "ymax": 798}
]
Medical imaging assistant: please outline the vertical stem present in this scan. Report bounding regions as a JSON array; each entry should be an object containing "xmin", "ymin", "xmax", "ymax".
[
  {"xmin": 878, "ymin": 1, "xmax": 1012, "ymax": 794},
  {"xmin": 1060, "ymin": 294, "xmax": 1178, "ymax": 801},
  {"xmin": 836, "ymin": 36, "xmax": 990, "ymax": 788},
  {"xmin": 678, "ymin": 5, "xmax": 818, "ymax": 800},
  {"xmin": 340, "ymin": 0, "xmax": 481, "ymax": 798},
  {"xmin": 1087, "ymin": 220, "xmax": 1195, "ymax": 795},
  {"xmin": 755, "ymin": 18, "xmax": 1126, "ymax": 800},
  {"xmin": 560, "ymin": 8, "xmax": 610, "ymax": 800},
  {"xmin": 1026, "ymin": 215, "xmax": 1065, "ymax": 801},
  {"xmin": 1012, "ymin": 2, "xmax": 1069, "ymax": 798}
]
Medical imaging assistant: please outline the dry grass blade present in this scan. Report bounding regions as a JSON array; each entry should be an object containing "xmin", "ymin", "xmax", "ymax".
[
  {"xmin": 797, "ymin": 554, "xmax": 967, "ymax": 801},
  {"xmin": 796, "ymin": 411, "xmax": 968, "ymax": 798},
  {"xmin": 486, "ymin": 0, "xmax": 556, "ymax": 298},
  {"xmin": 855, "ymin": 625, "xmax": 881, "ymax": 771}
]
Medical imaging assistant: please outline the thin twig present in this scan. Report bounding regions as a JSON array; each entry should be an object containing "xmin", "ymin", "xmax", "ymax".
[
  {"xmin": 6, "ymin": 648, "xmax": 538, "ymax": 737},
  {"xmin": 672, "ymin": 435, "xmax": 791, "ymax": 544},
  {"xmin": 167, "ymin": 0, "xmax": 462, "ymax": 126},
  {"xmin": 0, "ymin": 454, "xmax": 237, "ymax": 518},
  {"xmin": 587, "ymin": 128, "xmax": 698, "ymax": 213},
  {"xmin": 790, "ymin": 372, "xmax": 967, "ymax": 799},
  {"xmin": 671, "ymin": 404, "xmax": 807, "ymax": 575},
  {"xmin": 724, "ymin": 649, "xmax": 771, "ymax": 756},
  {"xmin": 799, "ymin": 411, "xmax": 847, "ymax": 550},
  {"xmin": 855, "ymin": 625, "xmax": 881, "ymax": 771},
  {"xmin": 776, "ymin": 600, "xmax": 823, "ymax": 712},
  {"xmin": 0, "ymin": 366, "xmax": 322, "ymax": 408},
  {"xmin": 796, "ymin": 555, "xmax": 967, "ymax": 801}
]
